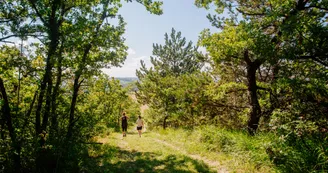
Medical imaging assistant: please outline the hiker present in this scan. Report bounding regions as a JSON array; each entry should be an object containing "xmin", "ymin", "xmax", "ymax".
[
  {"xmin": 136, "ymin": 116, "xmax": 144, "ymax": 137},
  {"xmin": 120, "ymin": 112, "xmax": 128, "ymax": 137}
]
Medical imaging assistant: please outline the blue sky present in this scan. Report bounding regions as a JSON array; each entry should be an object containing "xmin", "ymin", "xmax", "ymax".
[{"xmin": 103, "ymin": 0, "xmax": 216, "ymax": 77}]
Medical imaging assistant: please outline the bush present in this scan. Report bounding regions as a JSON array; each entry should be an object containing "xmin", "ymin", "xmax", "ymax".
[{"xmin": 267, "ymin": 122, "xmax": 328, "ymax": 172}]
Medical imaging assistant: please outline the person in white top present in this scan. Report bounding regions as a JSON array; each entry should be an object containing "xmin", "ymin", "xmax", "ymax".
[{"xmin": 136, "ymin": 116, "xmax": 144, "ymax": 137}]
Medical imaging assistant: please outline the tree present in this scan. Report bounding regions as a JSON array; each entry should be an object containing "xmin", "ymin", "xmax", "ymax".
[
  {"xmin": 22, "ymin": 0, "xmax": 161, "ymax": 136},
  {"xmin": 0, "ymin": 0, "xmax": 31, "ymax": 43},
  {"xmin": 196, "ymin": 0, "xmax": 328, "ymax": 170},
  {"xmin": 137, "ymin": 28, "xmax": 205, "ymax": 129},
  {"xmin": 199, "ymin": 23, "xmax": 276, "ymax": 134},
  {"xmin": 0, "ymin": 46, "xmax": 22, "ymax": 171},
  {"xmin": 0, "ymin": 0, "xmax": 163, "ymax": 171},
  {"xmin": 151, "ymin": 28, "xmax": 205, "ymax": 76},
  {"xmin": 195, "ymin": 0, "xmax": 328, "ymax": 133}
]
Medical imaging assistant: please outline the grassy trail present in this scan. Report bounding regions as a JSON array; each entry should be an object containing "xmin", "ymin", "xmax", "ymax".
[{"xmin": 91, "ymin": 129, "xmax": 227, "ymax": 173}]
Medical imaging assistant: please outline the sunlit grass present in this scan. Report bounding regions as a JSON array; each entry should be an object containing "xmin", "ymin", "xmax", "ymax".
[
  {"xmin": 86, "ymin": 129, "xmax": 217, "ymax": 173},
  {"xmin": 150, "ymin": 126, "xmax": 278, "ymax": 173},
  {"xmin": 84, "ymin": 126, "xmax": 279, "ymax": 172}
]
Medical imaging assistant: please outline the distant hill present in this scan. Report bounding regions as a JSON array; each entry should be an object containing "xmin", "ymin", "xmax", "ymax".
[
  {"xmin": 115, "ymin": 77, "xmax": 138, "ymax": 85},
  {"xmin": 115, "ymin": 77, "xmax": 139, "ymax": 90}
]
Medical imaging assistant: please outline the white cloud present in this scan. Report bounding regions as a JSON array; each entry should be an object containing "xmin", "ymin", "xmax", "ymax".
[
  {"xmin": 102, "ymin": 47, "xmax": 155, "ymax": 77},
  {"xmin": 102, "ymin": 67, "xmax": 137, "ymax": 77},
  {"xmin": 198, "ymin": 46, "xmax": 207, "ymax": 54},
  {"xmin": 126, "ymin": 56, "xmax": 147, "ymax": 66},
  {"xmin": 127, "ymin": 48, "xmax": 136, "ymax": 55},
  {"xmin": 102, "ymin": 55, "xmax": 152, "ymax": 77}
]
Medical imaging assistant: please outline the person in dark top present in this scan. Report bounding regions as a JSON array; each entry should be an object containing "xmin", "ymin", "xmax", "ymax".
[{"xmin": 120, "ymin": 112, "xmax": 128, "ymax": 137}]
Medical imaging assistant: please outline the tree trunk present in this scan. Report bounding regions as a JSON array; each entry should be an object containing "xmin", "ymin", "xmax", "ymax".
[
  {"xmin": 244, "ymin": 50, "xmax": 262, "ymax": 135},
  {"xmin": 34, "ymin": 3, "xmax": 61, "ymax": 172},
  {"xmin": 67, "ymin": 76, "xmax": 80, "ymax": 139},
  {"xmin": 163, "ymin": 101, "xmax": 169, "ymax": 129},
  {"xmin": 0, "ymin": 117, "xmax": 4, "ymax": 140},
  {"xmin": 23, "ymin": 90, "xmax": 38, "ymax": 129},
  {"xmin": 35, "ymin": 25, "xmax": 59, "ymax": 135},
  {"xmin": 246, "ymin": 70, "xmax": 261, "ymax": 135},
  {"xmin": 163, "ymin": 114, "xmax": 168, "ymax": 129},
  {"xmin": 41, "ymin": 77, "xmax": 53, "ymax": 132},
  {"xmin": 118, "ymin": 105, "xmax": 122, "ymax": 127},
  {"xmin": 35, "ymin": 58, "xmax": 51, "ymax": 135},
  {"xmin": 66, "ymin": 1, "xmax": 109, "ymax": 139},
  {"xmin": 50, "ymin": 40, "xmax": 64, "ymax": 136},
  {"xmin": 0, "ymin": 77, "xmax": 21, "ymax": 171},
  {"xmin": 67, "ymin": 43, "xmax": 92, "ymax": 139}
]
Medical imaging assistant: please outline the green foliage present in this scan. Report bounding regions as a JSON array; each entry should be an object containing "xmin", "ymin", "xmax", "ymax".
[
  {"xmin": 196, "ymin": 0, "xmax": 328, "ymax": 171},
  {"xmin": 268, "ymin": 115, "xmax": 328, "ymax": 172},
  {"xmin": 1, "ymin": 0, "xmax": 328, "ymax": 172},
  {"xmin": 0, "ymin": 0, "xmax": 162, "ymax": 172},
  {"xmin": 151, "ymin": 28, "xmax": 205, "ymax": 76},
  {"xmin": 266, "ymin": 63, "xmax": 328, "ymax": 172},
  {"xmin": 137, "ymin": 28, "xmax": 207, "ymax": 128},
  {"xmin": 155, "ymin": 126, "xmax": 276, "ymax": 172}
]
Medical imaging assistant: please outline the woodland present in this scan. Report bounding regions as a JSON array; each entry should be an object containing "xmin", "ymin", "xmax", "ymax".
[{"xmin": 0, "ymin": 0, "xmax": 327, "ymax": 172}]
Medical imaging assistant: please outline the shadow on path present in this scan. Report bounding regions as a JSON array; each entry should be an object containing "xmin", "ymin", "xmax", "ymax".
[{"xmin": 82, "ymin": 144, "xmax": 216, "ymax": 173}]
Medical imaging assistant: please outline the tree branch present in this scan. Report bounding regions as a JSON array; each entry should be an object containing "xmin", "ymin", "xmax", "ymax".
[
  {"xmin": 0, "ymin": 77, "xmax": 16, "ymax": 144},
  {"xmin": 0, "ymin": 19, "xmax": 12, "ymax": 23},
  {"xmin": 257, "ymin": 86, "xmax": 270, "ymax": 91},
  {"xmin": 0, "ymin": 34, "xmax": 18, "ymax": 42},
  {"xmin": 244, "ymin": 49, "xmax": 251, "ymax": 64},
  {"xmin": 299, "ymin": 55, "xmax": 328, "ymax": 67},
  {"xmin": 28, "ymin": 0, "xmax": 47, "ymax": 25},
  {"xmin": 0, "ymin": 40, "xmax": 15, "ymax": 44},
  {"xmin": 304, "ymin": 5, "xmax": 328, "ymax": 11},
  {"xmin": 78, "ymin": 78, "xmax": 85, "ymax": 88}
]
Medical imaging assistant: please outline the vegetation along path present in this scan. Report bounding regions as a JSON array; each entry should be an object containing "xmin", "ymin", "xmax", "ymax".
[{"xmin": 91, "ymin": 129, "xmax": 228, "ymax": 173}]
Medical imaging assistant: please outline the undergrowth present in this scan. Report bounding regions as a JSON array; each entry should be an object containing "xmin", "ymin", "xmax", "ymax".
[{"xmin": 153, "ymin": 126, "xmax": 277, "ymax": 172}]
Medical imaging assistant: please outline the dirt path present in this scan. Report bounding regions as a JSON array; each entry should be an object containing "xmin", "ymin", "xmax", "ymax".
[
  {"xmin": 95, "ymin": 130, "xmax": 228, "ymax": 173},
  {"xmin": 153, "ymin": 139, "xmax": 228, "ymax": 173}
]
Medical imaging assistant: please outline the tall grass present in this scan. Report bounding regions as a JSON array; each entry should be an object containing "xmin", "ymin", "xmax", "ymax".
[
  {"xmin": 154, "ymin": 126, "xmax": 277, "ymax": 172},
  {"xmin": 155, "ymin": 125, "xmax": 328, "ymax": 172},
  {"xmin": 267, "ymin": 132, "xmax": 328, "ymax": 173}
]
